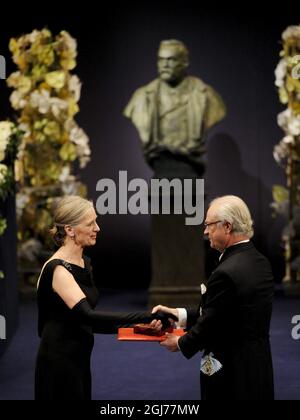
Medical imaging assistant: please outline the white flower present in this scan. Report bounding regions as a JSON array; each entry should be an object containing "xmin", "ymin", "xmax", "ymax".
[
  {"xmin": 29, "ymin": 90, "xmax": 68, "ymax": 118},
  {"xmin": 270, "ymin": 201, "xmax": 289, "ymax": 218},
  {"xmin": 9, "ymin": 90, "xmax": 27, "ymax": 110},
  {"xmin": 69, "ymin": 126, "xmax": 90, "ymax": 149},
  {"xmin": 16, "ymin": 192, "xmax": 30, "ymax": 218},
  {"xmin": 29, "ymin": 89, "xmax": 51, "ymax": 114},
  {"xmin": 7, "ymin": 71, "xmax": 21, "ymax": 88},
  {"xmin": 288, "ymin": 117, "xmax": 300, "ymax": 136},
  {"xmin": 6, "ymin": 72, "xmax": 31, "ymax": 95},
  {"xmin": 68, "ymin": 122, "xmax": 91, "ymax": 167},
  {"xmin": 68, "ymin": 75, "xmax": 81, "ymax": 102},
  {"xmin": 277, "ymin": 108, "xmax": 291, "ymax": 130},
  {"xmin": 59, "ymin": 166, "xmax": 82, "ymax": 195},
  {"xmin": 59, "ymin": 166, "xmax": 71, "ymax": 182},
  {"xmin": 50, "ymin": 97, "xmax": 68, "ymax": 118},
  {"xmin": 282, "ymin": 135, "xmax": 294, "ymax": 144},
  {"xmin": 277, "ymin": 109, "xmax": 300, "ymax": 135},
  {"xmin": 18, "ymin": 122, "xmax": 31, "ymax": 139},
  {"xmin": 273, "ymin": 141, "xmax": 289, "ymax": 164},
  {"xmin": 61, "ymin": 179, "xmax": 80, "ymax": 195},
  {"xmin": 0, "ymin": 121, "xmax": 13, "ymax": 143},
  {"xmin": 79, "ymin": 156, "xmax": 90, "ymax": 168},
  {"xmin": 0, "ymin": 121, "xmax": 14, "ymax": 161},
  {"xmin": 26, "ymin": 29, "xmax": 40, "ymax": 44},
  {"xmin": 60, "ymin": 31, "xmax": 77, "ymax": 54},
  {"xmin": 59, "ymin": 166, "xmax": 76, "ymax": 183},
  {"xmin": 16, "ymin": 139, "xmax": 26, "ymax": 160},
  {"xmin": 275, "ymin": 58, "xmax": 287, "ymax": 87},
  {"xmin": 282, "ymin": 25, "xmax": 300, "ymax": 41},
  {"xmin": 0, "ymin": 163, "xmax": 8, "ymax": 183}
]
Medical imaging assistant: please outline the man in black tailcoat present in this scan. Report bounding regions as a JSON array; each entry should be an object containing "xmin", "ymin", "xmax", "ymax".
[{"xmin": 153, "ymin": 195, "xmax": 274, "ymax": 400}]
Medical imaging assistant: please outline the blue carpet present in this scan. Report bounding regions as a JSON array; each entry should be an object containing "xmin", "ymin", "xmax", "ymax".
[{"xmin": 0, "ymin": 289, "xmax": 299, "ymax": 400}]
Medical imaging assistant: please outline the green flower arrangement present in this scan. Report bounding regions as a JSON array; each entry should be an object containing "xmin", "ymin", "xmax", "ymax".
[
  {"xmin": 0, "ymin": 121, "xmax": 20, "ymax": 278},
  {"xmin": 5, "ymin": 28, "xmax": 91, "ymax": 276},
  {"xmin": 0, "ymin": 121, "xmax": 20, "ymax": 232},
  {"xmin": 273, "ymin": 25, "xmax": 300, "ymax": 287}
]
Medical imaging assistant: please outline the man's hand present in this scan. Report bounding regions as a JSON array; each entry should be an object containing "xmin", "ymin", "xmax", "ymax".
[
  {"xmin": 160, "ymin": 333, "xmax": 180, "ymax": 352},
  {"xmin": 152, "ymin": 305, "xmax": 179, "ymax": 322},
  {"xmin": 150, "ymin": 306, "xmax": 178, "ymax": 330}
]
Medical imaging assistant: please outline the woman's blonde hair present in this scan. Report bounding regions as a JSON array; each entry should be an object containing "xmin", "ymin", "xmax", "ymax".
[
  {"xmin": 49, "ymin": 196, "xmax": 94, "ymax": 246},
  {"xmin": 210, "ymin": 195, "xmax": 254, "ymax": 238}
]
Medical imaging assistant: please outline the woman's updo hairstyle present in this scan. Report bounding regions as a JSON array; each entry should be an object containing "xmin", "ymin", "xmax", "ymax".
[{"xmin": 49, "ymin": 196, "xmax": 94, "ymax": 246}]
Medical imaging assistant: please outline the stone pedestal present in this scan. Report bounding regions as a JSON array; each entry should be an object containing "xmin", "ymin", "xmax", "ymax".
[
  {"xmin": 148, "ymin": 213, "xmax": 205, "ymax": 308},
  {"xmin": 147, "ymin": 151, "xmax": 205, "ymax": 308}
]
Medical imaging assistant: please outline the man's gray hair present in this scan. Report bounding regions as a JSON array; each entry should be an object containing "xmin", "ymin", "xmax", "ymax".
[
  {"xmin": 210, "ymin": 195, "xmax": 254, "ymax": 238},
  {"xmin": 158, "ymin": 39, "xmax": 189, "ymax": 64}
]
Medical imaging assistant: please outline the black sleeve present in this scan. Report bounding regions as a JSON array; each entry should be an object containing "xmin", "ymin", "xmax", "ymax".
[
  {"xmin": 186, "ymin": 308, "xmax": 201, "ymax": 329},
  {"xmin": 178, "ymin": 271, "xmax": 236, "ymax": 359},
  {"xmin": 72, "ymin": 298, "xmax": 177, "ymax": 334}
]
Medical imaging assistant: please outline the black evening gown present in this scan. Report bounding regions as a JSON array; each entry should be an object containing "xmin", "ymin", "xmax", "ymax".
[{"xmin": 34, "ymin": 256, "xmax": 151, "ymax": 400}]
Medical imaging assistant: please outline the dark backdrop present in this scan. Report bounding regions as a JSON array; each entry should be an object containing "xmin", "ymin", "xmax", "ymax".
[{"xmin": 0, "ymin": 3, "xmax": 297, "ymax": 288}]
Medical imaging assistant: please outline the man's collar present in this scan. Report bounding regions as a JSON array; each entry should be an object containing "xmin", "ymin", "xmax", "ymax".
[
  {"xmin": 219, "ymin": 239, "xmax": 251, "ymax": 261},
  {"xmin": 231, "ymin": 239, "xmax": 250, "ymax": 246}
]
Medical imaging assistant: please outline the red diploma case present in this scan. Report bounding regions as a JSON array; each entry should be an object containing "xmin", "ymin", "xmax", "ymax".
[{"xmin": 118, "ymin": 327, "xmax": 186, "ymax": 342}]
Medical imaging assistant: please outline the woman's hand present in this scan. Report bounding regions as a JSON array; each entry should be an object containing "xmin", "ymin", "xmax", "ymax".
[{"xmin": 149, "ymin": 318, "xmax": 163, "ymax": 332}]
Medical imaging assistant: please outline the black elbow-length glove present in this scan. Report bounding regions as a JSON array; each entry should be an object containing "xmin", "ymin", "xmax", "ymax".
[{"xmin": 71, "ymin": 298, "xmax": 178, "ymax": 334}]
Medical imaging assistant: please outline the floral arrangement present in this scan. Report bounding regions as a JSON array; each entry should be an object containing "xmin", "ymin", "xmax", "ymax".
[
  {"xmin": 273, "ymin": 25, "xmax": 300, "ymax": 285},
  {"xmin": 0, "ymin": 121, "xmax": 20, "ymax": 235},
  {"xmin": 5, "ymin": 28, "xmax": 90, "ymax": 271},
  {"xmin": 0, "ymin": 121, "xmax": 20, "ymax": 278}
]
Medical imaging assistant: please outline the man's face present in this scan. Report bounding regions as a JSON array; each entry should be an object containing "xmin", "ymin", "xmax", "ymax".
[
  {"xmin": 204, "ymin": 204, "xmax": 229, "ymax": 252},
  {"xmin": 157, "ymin": 45, "xmax": 187, "ymax": 83}
]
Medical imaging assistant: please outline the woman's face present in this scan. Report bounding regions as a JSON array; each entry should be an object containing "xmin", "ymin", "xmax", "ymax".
[{"xmin": 73, "ymin": 208, "xmax": 100, "ymax": 247}]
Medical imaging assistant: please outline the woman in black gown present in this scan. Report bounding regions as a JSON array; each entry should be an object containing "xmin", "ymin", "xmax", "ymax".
[{"xmin": 35, "ymin": 196, "xmax": 168, "ymax": 400}]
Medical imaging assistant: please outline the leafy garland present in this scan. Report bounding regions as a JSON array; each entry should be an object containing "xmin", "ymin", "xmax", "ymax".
[{"xmin": 273, "ymin": 25, "xmax": 300, "ymax": 282}]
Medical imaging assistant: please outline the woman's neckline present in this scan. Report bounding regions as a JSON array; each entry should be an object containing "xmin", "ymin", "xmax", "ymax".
[{"xmin": 48, "ymin": 257, "xmax": 87, "ymax": 270}]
